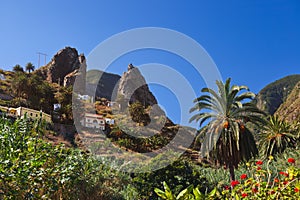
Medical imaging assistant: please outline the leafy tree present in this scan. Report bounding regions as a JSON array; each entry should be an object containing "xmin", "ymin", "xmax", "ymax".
[
  {"xmin": 189, "ymin": 78, "xmax": 265, "ymax": 181},
  {"xmin": 25, "ymin": 62, "xmax": 35, "ymax": 73},
  {"xmin": 10, "ymin": 71, "xmax": 28, "ymax": 106},
  {"xmin": 129, "ymin": 101, "xmax": 150, "ymax": 125},
  {"xmin": 12, "ymin": 64, "xmax": 24, "ymax": 72},
  {"xmin": 9, "ymin": 72, "xmax": 55, "ymax": 112},
  {"xmin": 259, "ymin": 115, "xmax": 297, "ymax": 157},
  {"xmin": 54, "ymin": 86, "xmax": 73, "ymax": 123},
  {"xmin": 129, "ymin": 102, "xmax": 145, "ymax": 122}
]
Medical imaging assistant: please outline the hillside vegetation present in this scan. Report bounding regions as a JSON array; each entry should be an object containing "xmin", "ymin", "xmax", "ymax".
[
  {"xmin": 256, "ymin": 74, "xmax": 300, "ymax": 115},
  {"xmin": 275, "ymin": 80, "xmax": 300, "ymax": 122}
]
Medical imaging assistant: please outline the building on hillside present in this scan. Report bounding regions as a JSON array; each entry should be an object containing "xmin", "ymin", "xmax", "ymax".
[
  {"xmin": 80, "ymin": 113, "xmax": 105, "ymax": 130},
  {"xmin": 8, "ymin": 107, "xmax": 51, "ymax": 123},
  {"xmin": 107, "ymin": 101, "xmax": 120, "ymax": 108},
  {"xmin": 105, "ymin": 118, "xmax": 115, "ymax": 125}
]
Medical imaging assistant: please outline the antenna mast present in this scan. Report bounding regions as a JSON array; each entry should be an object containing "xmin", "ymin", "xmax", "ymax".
[{"xmin": 37, "ymin": 52, "xmax": 48, "ymax": 67}]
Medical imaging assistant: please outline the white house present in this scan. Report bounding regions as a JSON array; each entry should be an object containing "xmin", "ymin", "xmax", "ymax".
[
  {"xmin": 80, "ymin": 113, "xmax": 105, "ymax": 130},
  {"xmin": 105, "ymin": 118, "xmax": 115, "ymax": 125},
  {"xmin": 107, "ymin": 101, "xmax": 120, "ymax": 108},
  {"xmin": 78, "ymin": 94, "xmax": 93, "ymax": 103}
]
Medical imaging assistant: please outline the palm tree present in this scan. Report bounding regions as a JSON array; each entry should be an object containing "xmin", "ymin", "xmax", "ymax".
[
  {"xmin": 259, "ymin": 115, "xmax": 297, "ymax": 157},
  {"xmin": 189, "ymin": 78, "xmax": 266, "ymax": 181},
  {"xmin": 12, "ymin": 64, "xmax": 24, "ymax": 72},
  {"xmin": 25, "ymin": 62, "xmax": 35, "ymax": 73}
]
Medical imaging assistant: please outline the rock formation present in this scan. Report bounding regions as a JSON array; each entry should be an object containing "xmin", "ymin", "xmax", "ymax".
[
  {"xmin": 117, "ymin": 64, "xmax": 158, "ymax": 107},
  {"xmin": 36, "ymin": 46, "xmax": 86, "ymax": 93},
  {"xmin": 255, "ymin": 74, "xmax": 300, "ymax": 115},
  {"xmin": 275, "ymin": 81, "xmax": 300, "ymax": 122}
]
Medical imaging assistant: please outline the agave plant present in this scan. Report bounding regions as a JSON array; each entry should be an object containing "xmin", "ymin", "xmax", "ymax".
[
  {"xmin": 189, "ymin": 78, "xmax": 266, "ymax": 181},
  {"xmin": 259, "ymin": 115, "xmax": 297, "ymax": 157}
]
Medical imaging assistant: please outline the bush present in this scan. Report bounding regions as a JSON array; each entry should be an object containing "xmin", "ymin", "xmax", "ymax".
[
  {"xmin": 0, "ymin": 117, "xmax": 131, "ymax": 199},
  {"xmin": 132, "ymin": 156, "xmax": 210, "ymax": 200}
]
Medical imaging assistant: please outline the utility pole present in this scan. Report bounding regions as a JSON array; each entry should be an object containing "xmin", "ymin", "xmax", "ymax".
[{"xmin": 37, "ymin": 52, "xmax": 48, "ymax": 67}]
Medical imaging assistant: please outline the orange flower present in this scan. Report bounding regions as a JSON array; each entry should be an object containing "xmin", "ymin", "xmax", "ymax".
[
  {"xmin": 223, "ymin": 121, "xmax": 229, "ymax": 129},
  {"xmin": 274, "ymin": 178, "xmax": 279, "ymax": 183}
]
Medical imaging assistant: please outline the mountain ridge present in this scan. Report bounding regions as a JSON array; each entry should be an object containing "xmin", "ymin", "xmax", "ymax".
[{"xmin": 255, "ymin": 74, "xmax": 300, "ymax": 115}]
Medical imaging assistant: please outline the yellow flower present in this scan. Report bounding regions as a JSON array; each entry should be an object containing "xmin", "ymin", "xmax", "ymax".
[{"xmin": 269, "ymin": 155, "xmax": 274, "ymax": 160}]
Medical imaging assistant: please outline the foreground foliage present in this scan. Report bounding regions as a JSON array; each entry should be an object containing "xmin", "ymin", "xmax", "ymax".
[
  {"xmin": 155, "ymin": 154, "xmax": 300, "ymax": 199},
  {"xmin": 0, "ymin": 117, "xmax": 131, "ymax": 199}
]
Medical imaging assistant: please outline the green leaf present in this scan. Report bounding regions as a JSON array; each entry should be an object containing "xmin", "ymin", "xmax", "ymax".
[
  {"xmin": 193, "ymin": 187, "xmax": 205, "ymax": 200},
  {"xmin": 176, "ymin": 185, "xmax": 193, "ymax": 200},
  {"xmin": 154, "ymin": 188, "xmax": 168, "ymax": 199}
]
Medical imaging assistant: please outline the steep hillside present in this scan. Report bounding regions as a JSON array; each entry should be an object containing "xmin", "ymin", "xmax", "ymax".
[
  {"xmin": 256, "ymin": 74, "xmax": 300, "ymax": 115},
  {"xmin": 275, "ymin": 80, "xmax": 300, "ymax": 122},
  {"xmin": 86, "ymin": 69, "xmax": 121, "ymax": 100}
]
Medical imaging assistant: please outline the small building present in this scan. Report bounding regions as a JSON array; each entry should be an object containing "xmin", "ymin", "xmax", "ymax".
[
  {"xmin": 80, "ymin": 113, "xmax": 105, "ymax": 130},
  {"xmin": 78, "ymin": 94, "xmax": 93, "ymax": 103},
  {"xmin": 8, "ymin": 107, "xmax": 51, "ymax": 123},
  {"xmin": 107, "ymin": 101, "xmax": 120, "ymax": 108},
  {"xmin": 105, "ymin": 118, "xmax": 115, "ymax": 125}
]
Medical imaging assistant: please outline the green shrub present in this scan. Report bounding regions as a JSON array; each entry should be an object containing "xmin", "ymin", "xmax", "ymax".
[
  {"xmin": 0, "ymin": 117, "xmax": 130, "ymax": 199},
  {"xmin": 132, "ymin": 156, "xmax": 210, "ymax": 200}
]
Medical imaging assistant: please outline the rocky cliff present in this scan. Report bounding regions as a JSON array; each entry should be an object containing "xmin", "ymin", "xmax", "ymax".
[
  {"xmin": 275, "ymin": 80, "xmax": 300, "ymax": 122},
  {"xmin": 255, "ymin": 75, "xmax": 300, "ymax": 115},
  {"xmin": 117, "ymin": 64, "xmax": 158, "ymax": 107},
  {"xmin": 35, "ymin": 46, "xmax": 86, "ymax": 93}
]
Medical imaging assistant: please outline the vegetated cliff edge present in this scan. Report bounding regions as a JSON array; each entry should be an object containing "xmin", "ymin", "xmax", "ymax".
[
  {"xmin": 255, "ymin": 74, "xmax": 300, "ymax": 115},
  {"xmin": 275, "ymin": 80, "xmax": 300, "ymax": 122}
]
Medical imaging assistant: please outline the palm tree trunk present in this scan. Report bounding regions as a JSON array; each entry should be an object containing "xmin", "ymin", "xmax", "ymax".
[{"xmin": 229, "ymin": 165, "xmax": 235, "ymax": 181}]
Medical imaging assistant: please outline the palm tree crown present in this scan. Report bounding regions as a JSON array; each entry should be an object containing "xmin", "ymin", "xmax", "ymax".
[
  {"xmin": 13, "ymin": 64, "xmax": 24, "ymax": 72},
  {"xmin": 190, "ymin": 78, "xmax": 266, "ymax": 181},
  {"xmin": 259, "ymin": 115, "xmax": 297, "ymax": 157},
  {"xmin": 25, "ymin": 62, "xmax": 35, "ymax": 73}
]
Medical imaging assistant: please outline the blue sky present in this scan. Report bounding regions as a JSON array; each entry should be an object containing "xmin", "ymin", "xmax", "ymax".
[{"xmin": 1, "ymin": 1, "xmax": 300, "ymax": 127}]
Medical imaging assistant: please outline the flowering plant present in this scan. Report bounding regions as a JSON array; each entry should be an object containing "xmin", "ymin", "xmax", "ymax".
[{"xmin": 221, "ymin": 158, "xmax": 300, "ymax": 199}]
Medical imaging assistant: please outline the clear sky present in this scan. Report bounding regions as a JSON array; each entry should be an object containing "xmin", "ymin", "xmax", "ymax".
[{"xmin": 1, "ymin": 1, "xmax": 300, "ymax": 127}]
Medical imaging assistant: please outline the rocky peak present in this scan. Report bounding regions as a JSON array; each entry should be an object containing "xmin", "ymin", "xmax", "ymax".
[
  {"xmin": 33, "ymin": 47, "xmax": 86, "ymax": 93},
  {"xmin": 42, "ymin": 47, "xmax": 86, "ymax": 89},
  {"xmin": 117, "ymin": 64, "xmax": 157, "ymax": 107}
]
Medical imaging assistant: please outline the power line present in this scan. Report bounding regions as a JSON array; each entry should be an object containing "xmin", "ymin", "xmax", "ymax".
[{"xmin": 37, "ymin": 52, "xmax": 48, "ymax": 67}]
